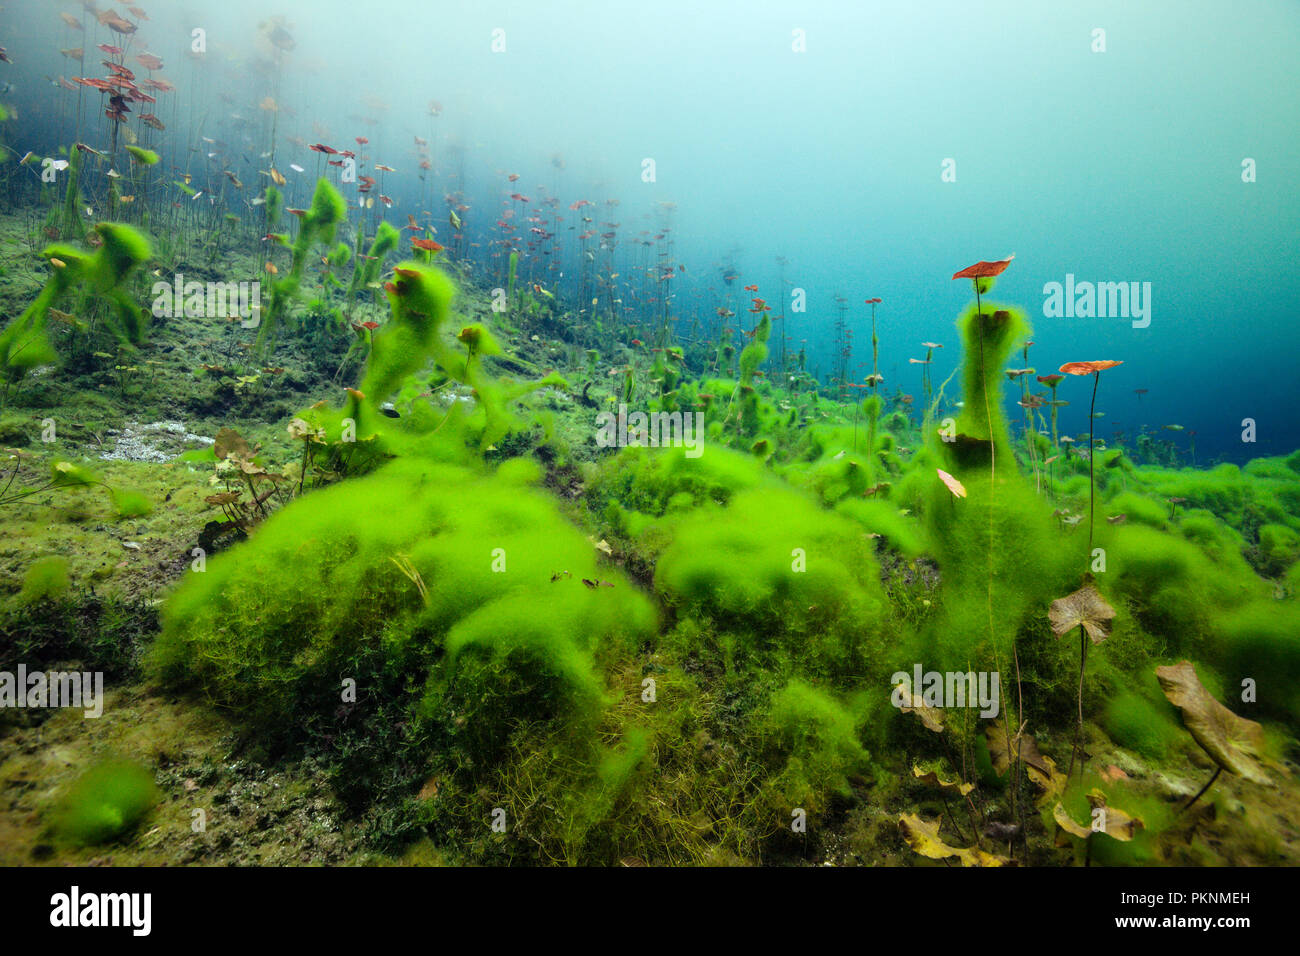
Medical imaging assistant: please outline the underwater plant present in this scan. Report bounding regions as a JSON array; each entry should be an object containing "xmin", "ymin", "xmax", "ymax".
[
  {"xmin": 1052, "ymin": 789, "xmax": 1144, "ymax": 866},
  {"xmin": 1058, "ymin": 360, "xmax": 1123, "ymax": 560},
  {"xmin": 864, "ymin": 296, "xmax": 882, "ymax": 392},
  {"xmin": 52, "ymin": 759, "xmax": 158, "ymax": 846},
  {"xmin": 1048, "ymin": 583, "xmax": 1116, "ymax": 777},
  {"xmin": 0, "ymin": 221, "xmax": 152, "ymax": 403},
  {"xmin": 1155, "ymin": 660, "xmax": 1272, "ymax": 810},
  {"xmin": 1037, "ymin": 373, "xmax": 1065, "ymax": 447}
]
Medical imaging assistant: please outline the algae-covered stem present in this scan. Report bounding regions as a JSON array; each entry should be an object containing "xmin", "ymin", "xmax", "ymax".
[
  {"xmin": 1088, "ymin": 370, "xmax": 1099, "ymax": 555},
  {"xmin": 1071, "ymin": 622, "xmax": 1089, "ymax": 778},
  {"xmin": 952, "ymin": 253, "xmax": 1024, "ymax": 836}
]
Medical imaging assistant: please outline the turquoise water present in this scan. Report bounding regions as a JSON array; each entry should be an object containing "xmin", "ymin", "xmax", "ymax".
[{"xmin": 3, "ymin": 0, "xmax": 1297, "ymax": 458}]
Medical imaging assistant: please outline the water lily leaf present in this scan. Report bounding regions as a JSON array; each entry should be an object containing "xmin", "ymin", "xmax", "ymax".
[
  {"xmin": 1155, "ymin": 661, "xmax": 1272, "ymax": 785},
  {"xmin": 899, "ymin": 691, "xmax": 945, "ymax": 733},
  {"xmin": 985, "ymin": 721, "xmax": 1051, "ymax": 780},
  {"xmin": 898, "ymin": 814, "xmax": 1012, "ymax": 867},
  {"xmin": 912, "ymin": 765, "xmax": 974, "ymax": 796},
  {"xmin": 1049, "ymin": 584, "xmax": 1116, "ymax": 645},
  {"xmin": 213, "ymin": 426, "xmax": 251, "ymax": 461},
  {"xmin": 1053, "ymin": 790, "xmax": 1144, "ymax": 843},
  {"xmin": 1027, "ymin": 753, "xmax": 1069, "ymax": 799}
]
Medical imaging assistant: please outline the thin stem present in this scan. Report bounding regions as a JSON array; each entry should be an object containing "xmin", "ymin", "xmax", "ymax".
[
  {"xmin": 1068, "ymin": 624, "xmax": 1089, "ymax": 778},
  {"xmin": 1182, "ymin": 766, "xmax": 1222, "ymax": 813},
  {"xmin": 1088, "ymin": 371, "xmax": 1099, "ymax": 556}
]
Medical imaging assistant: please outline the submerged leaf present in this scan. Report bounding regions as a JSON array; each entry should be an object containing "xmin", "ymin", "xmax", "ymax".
[
  {"xmin": 898, "ymin": 687, "xmax": 945, "ymax": 733},
  {"xmin": 1048, "ymin": 584, "xmax": 1116, "ymax": 645},
  {"xmin": 936, "ymin": 467, "xmax": 967, "ymax": 499},
  {"xmin": 912, "ymin": 765, "xmax": 974, "ymax": 796},
  {"xmin": 985, "ymin": 721, "xmax": 1053, "ymax": 783},
  {"xmin": 1053, "ymin": 790, "xmax": 1144, "ymax": 843},
  {"xmin": 1156, "ymin": 661, "xmax": 1272, "ymax": 785},
  {"xmin": 898, "ymin": 814, "xmax": 1012, "ymax": 867},
  {"xmin": 213, "ymin": 426, "xmax": 252, "ymax": 461}
]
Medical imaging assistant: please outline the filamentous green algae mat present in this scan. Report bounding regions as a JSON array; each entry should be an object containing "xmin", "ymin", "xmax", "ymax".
[{"xmin": 0, "ymin": 2, "xmax": 1297, "ymax": 874}]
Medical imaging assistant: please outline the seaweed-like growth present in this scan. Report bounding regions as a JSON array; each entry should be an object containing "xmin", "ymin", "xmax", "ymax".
[
  {"xmin": 264, "ymin": 185, "xmax": 284, "ymax": 230},
  {"xmin": 739, "ymin": 312, "xmax": 771, "ymax": 385},
  {"xmin": 255, "ymin": 177, "xmax": 348, "ymax": 354},
  {"xmin": 506, "ymin": 249, "xmax": 519, "ymax": 313},
  {"xmin": 652, "ymin": 475, "xmax": 886, "ymax": 676},
  {"xmin": 347, "ymin": 219, "xmax": 399, "ymax": 302},
  {"xmin": 763, "ymin": 680, "xmax": 871, "ymax": 816},
  {"xmin": 149, "ymin": 455, "xmax": 657, "ymax": 828},
  {"xmin": 124, "ymin": 145, "xmax": 157, "ymax": 166},
  {"xmin": 361, "ymin": 261, "xmax": 455, "ymax": 405},
  {"xmin": 60, "ymin": 146, "xmax": 84, "ymax": 240},
  {"xmin": 0, "ymin": 222, "xmax": 151, "ymax": 402},
  {"xmin": 52, "ymin": 759, "xmax": 158, "ymax": 846},
  {"xmin": 951, "ymin": 304, "xmax": 1029, "ymax": 463}
]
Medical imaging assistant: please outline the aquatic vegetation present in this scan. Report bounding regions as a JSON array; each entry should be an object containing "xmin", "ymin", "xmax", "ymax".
[
  {"xmin": 255, "ymin": 178, "xmax": 348, "ymax": 355},
  {"xmin": 0, "ymin": 221, "xmax": 152, "ymax": 403},
  {"xmin": 1048, "ymin": 583, "xmax": 1116, "ymax": 776},
  {"xmin": 52, "ymin": 759, "xmax": 158, "ymax": 845},
  {"xmin": 1058, "ymin": 359, "xmax": 1124, "ymax": 559},
  {"xmin": 19, "ymin": 555, "xmax": 70, "ymax": 604},
  {"xmin": 1156, "ymin": 660, "xmax": 1273, "ymax": 809},
  {"xmin": 0, "ymin": 6, "xmax": 1295, "ymax": 875}
]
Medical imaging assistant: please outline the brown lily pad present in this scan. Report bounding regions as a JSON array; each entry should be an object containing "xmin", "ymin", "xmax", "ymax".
[
  {"xmin": 898, "ymin": 814, "xmax": 1012, "ymax": 867},
  {"xmin": 1155, "ymin": 661, "xmax": 1272, "ymax": 786},
  {"xmin": 1049, "ymin": 584, "xmax": 1116, "ymax": 645}
]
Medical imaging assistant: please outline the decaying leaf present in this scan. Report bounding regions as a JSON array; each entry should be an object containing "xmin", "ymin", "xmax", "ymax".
[
  {"xmin": 936, "ymin": 467, "xmax": 967, "ymax": 499},
  {"xmin": 1053, "ymin": 789, "xmax": 1144, "ymax": 843},
  {"xmin": 287, "ymin": 417, "xmax": 324, "ymax": 442},
  {"xmin": 985, "ymin": 720, "xmax": 1050, "ymax": 779},
  {"xmin": 898, "ymin": 814, "xmax": 1012, "ymax": 867},
  {"xmin": 899, "ymin": 691, "xmax": 945, "ymax": 733},
  {"xmin": 1156, "ymin": 661, "xmax": 1272, "ymax": 786},
  {"xmin": 912, "ymin": 765, "xmax": 974, "ymax": 797},
  {"xmin": 213, "ymin": 426, "xmax": 252, "ymax": 461},
  {"xmin": 1049, "ymin": 584, "xmax": 1116, "ymax": 645}
]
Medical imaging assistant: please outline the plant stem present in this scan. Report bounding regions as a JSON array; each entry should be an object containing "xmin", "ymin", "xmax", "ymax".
[
  {"xmin": 1088, "ymin": 371, "xmax": 1099, "ymax": 557},
  {"xmin": 1068, "ymin": 623, "xmax": 1089, "ymax": 779},
  {"xmin": 1182, "ymin": 766, "xmax": 1222, "ymax": 813}
]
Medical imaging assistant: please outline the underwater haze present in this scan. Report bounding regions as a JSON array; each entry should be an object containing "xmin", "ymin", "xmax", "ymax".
[
  {"xmin": 6, "ymin": 0, "xmax": 1298, "ymax": 460},
  {"xmin": 2, "ymin": 0, "xmax": 1300, "ymax": 874}
]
